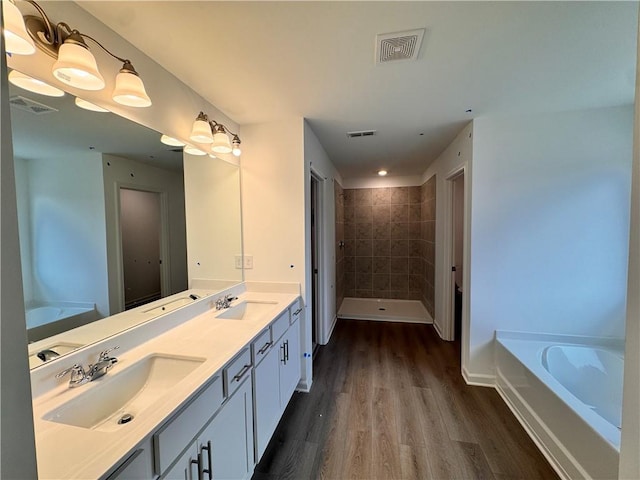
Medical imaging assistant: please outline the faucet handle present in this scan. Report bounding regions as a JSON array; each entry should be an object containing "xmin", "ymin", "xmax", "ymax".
[
  {"xmin": 99, "ymin": 346, "xmax": 119, "ymax": 360},
  {"xmin": 55, "ymin": 364, "xmax": 85, "ymax": 380}
]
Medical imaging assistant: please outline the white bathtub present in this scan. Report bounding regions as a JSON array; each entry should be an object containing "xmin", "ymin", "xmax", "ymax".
[
  {"xmin": 495, "ymin": 331, "xmax": 623, "ymax": 480},
  {"xmin": 26, "ymin": 303, "xmax": 99, "ymax": 342}
]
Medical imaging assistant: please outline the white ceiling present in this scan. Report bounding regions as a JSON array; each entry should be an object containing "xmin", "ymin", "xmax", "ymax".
[{"xmin": 78, "ymin": 1, "xmax": 638, "ymax": 179}]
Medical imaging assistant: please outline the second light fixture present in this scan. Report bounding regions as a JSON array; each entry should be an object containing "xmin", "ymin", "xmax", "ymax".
[{"xmin": 189, "ymin": 111, "xmax": 242, "ymax": 157}]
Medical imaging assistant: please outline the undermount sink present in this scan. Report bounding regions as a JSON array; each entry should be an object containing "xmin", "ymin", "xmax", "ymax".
[
  {"xmin": 216, "ymin": 301, "xmax": 277, "ymax": 320},
  {"xmin": 43, "ymin": 354, "xmax": 205, "ymax": 432}
]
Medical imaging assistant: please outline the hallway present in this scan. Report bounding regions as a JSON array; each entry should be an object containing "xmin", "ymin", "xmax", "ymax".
[{"xmin": 253, "ymin": 319, "xmax": 558, "ymax": 479}]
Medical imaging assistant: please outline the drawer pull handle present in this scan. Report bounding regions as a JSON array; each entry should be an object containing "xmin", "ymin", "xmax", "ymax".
[
  {"xmin": 293, "ymin": 308, "xmax": 302, "ymax": 316},
  {"xmin": 258, "ymin": 341, "xmax": 272, "ymax": 355},
  {"xmin": 233, "ymin": 363, "xmax": 252, "ymax": 382}
]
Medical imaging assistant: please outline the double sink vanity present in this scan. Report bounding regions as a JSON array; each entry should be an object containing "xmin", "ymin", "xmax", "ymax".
[{"xmin": 29, "ymin": 283, "xmax": 303, "ymax": 479}]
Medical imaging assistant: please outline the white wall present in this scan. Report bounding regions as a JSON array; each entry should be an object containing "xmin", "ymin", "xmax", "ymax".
[
  {"xmin": 422, "ymin": 123, "xmax": 473, "ymax": 346},
  {"xmin": 184, "ymin": 154, "xmax": 242, "ymax": 284},
  {"xmin": 304, "ymin": 121, "xmax": 342, "ymax": 345},
  {"xmin": 0, "ymin": 33, "xmax": 38, "ymax": 478},
  {"xmin": 16, "ymin": 152, "xmax": 109, "ymax": 316},
  {"xmin": 469, "ymin": 106, "xmax": 633, "ymax": 379},
  {"xmin": 241, "ymin": 118, "xmax": 310, "ymax": 384},
  {"xmin": 620, "ymin": 12, "xmax": 640, "ymax": 477},
  {"xmin": 103, "ymin": 154, "xmax": 187, "ymax": 314}
]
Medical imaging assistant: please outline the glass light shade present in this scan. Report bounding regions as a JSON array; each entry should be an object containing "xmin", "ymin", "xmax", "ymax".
[
  {"xmin": 52, "ymin": 43, "xmax": 105, "ymax": 91},
  {"xmin": 75, "ymin": 97, "xmax": 108, "ymax": 112},
  {"xmin": 184, "ymin": 145, "xmax": 207, "ymax": 156},
  {"xmin": 190, "ymin": 119, "xmax": 213, "ymax": 144},
  {"xmin": 2, "ymin": 0, "xmax": 35, "ymax": 55},
  {"xmin": 8, "ymin": 70, "xmax": 64, "ymax": 97},
  {"xmin": 211, "ymin": 131, "xmax": 233, "ymax": 154},
  {"xmin": 232, "ymin": 146, "xmax": 241, "ymax": 157},
  {"xmin": 112, "ymin": 71, "xmax": 151, "ymax": 107},
  {"xmin": 161, "ymin": 135, "xmax": 185, "ymax": 147}
]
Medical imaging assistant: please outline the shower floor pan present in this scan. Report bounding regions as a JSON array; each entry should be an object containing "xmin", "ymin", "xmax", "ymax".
[{"xmin": 337, "ymin": 297, "xmax": 431, "ymax": 324}]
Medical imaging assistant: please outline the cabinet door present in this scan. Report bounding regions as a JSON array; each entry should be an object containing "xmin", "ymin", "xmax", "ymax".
[
  {"xmin": 253, "ymin": 344, "xmax": 281, "ymax": 462},
  {"xmin": 163, "ymin": 443, "xmax": 199, "ymax": 480},
  {"xmin": 279, "ymin": 319, "xmax": 301, "ymax": 409},
  {"xmin": 204, "ymin": 377, "xmax": 254, "ymax": 480}
]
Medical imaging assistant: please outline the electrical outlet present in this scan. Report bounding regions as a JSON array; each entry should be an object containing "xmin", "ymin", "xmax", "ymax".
[
  {"xmin": 243, "ymin": 255, "xmax": 253, "ymax": 269},
  {"xmin": 235, "ymin": 255, "xmax": 243, "ymax": 269}
]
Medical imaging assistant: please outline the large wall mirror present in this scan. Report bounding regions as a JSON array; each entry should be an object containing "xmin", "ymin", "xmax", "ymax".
[{"xmin": 7, "ymin": 71, "xmax": 243, "ymax": 369}]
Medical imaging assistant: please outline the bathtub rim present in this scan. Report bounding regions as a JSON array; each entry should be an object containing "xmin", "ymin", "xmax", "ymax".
[{"xmin": 495, "ymin": 330, "xmax": 623, "ymax": 450}]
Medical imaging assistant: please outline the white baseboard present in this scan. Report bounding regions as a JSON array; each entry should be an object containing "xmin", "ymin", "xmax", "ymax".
[
  {"xmin": 461, "ymin": 365, "xmax": 495, "ymax": 387},
  {"xmin": 296, "ymin": 377, "xmax": 312, "ymax": 393}
]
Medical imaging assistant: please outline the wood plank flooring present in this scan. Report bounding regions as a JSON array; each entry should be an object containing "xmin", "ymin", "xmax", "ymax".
[{"xmin": 253, "ymin": 320, "xmax": 558, "ymax": 480}]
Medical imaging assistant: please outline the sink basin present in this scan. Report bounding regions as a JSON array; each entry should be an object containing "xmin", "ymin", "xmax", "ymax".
[
  {"xmin": 216, "ymin": 301, "xmax": 277, "ymax": 320},
  {"xmin": 44, "ymin": 354, "xmax": 205, "ymax": 431}
]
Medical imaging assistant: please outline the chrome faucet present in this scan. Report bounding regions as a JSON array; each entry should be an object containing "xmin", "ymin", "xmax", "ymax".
[
  {"xmin": 56, "ymin": 346, "xmax": 119, "ymax": 388},
  {"xmin": 215, "ymin": 294, "xmax": 237, "ymax": 310}
]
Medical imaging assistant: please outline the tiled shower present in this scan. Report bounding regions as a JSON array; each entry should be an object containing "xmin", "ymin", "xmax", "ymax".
[{"xmin": 335, "ymin": 178, "xmax": 436, "ymax": 317}]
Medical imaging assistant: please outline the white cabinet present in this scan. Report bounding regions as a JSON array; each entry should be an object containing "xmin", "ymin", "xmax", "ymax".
[
  {"xmin": 163, "ymin": 378, "xmax": 254, "ymax": 480},
  {"xmin": 253, "ymin": 314, "xmax": 302, "ymax": 463},
  {"xmin": 279, "ymin": 318, "xmax": 300, "ymax": 407},
  {"xmin": 209, "ymin": 377, "xmax": 254, "ymax": 480},
  {"xmin": 253, "ymin": 344, "xmax": 281, "ymax": 460}
]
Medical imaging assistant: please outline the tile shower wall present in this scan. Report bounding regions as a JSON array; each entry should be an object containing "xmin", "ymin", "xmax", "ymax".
[
  {"xmin": 339, "ymin": 181, "xmax": 436, "ymax": 318},
  {"xmin": 335, "ymin": 181, "xmax": 345, "ymax": 310}
]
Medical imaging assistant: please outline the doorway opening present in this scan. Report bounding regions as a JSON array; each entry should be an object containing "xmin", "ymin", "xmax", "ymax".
[
  {"xmin": 450, "ymin": 173, "xmax": 465, "ymax": 343},
  {"xmin": 119, "ymin": 188, "xmax": 164, "ymax": 310},
  {"xmin": 310, "ymin": 172, "xmax": 324, "ymax": 356}
]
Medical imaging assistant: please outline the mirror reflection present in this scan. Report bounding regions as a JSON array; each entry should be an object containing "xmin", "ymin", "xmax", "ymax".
[{"xmin": 8, "ymin": 70, "xmax": 243, "ymax": 368}]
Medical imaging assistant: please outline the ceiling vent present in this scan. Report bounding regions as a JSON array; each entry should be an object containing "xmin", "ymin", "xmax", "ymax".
[
  {"xmin": 347, "ymin": 130, "xmax": 377, "ymax": 138},
  {"xmin": 375, "ymin": 28, "xmax": 425, "ymax": 65},
  {"xmin": 9, "ymin": 95, "xmax": 58, "ymax": 115}
]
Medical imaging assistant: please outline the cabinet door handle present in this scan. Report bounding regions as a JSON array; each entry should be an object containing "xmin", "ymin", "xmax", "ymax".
[
  {"xmin": 257, "ymin": 341, "xmax": 272, "ymax": 355},
  {"xmin": 233, "ymin": 363, "xmax": 252, "ymax": 382},
  {"xmin": 191, "ymin": 455, "xmax": 202, "ymax": 480},
  {"xmin": 284, "ymin": 340, "xmax": 289, "ymax": 362},
  {"xmin": 201, "ymin": 441, "xmax": 213, "ymax": 480},
  {"xmin": 280, "ymin": 343, "xmax": 286, "ymax": 364}
]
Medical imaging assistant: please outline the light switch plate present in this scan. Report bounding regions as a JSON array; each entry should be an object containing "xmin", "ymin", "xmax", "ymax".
[
  {"xmin": 243, "ymin": 255, "xmax": 253, "ymax": 269},
  {"xmin": 235, "ymin": 255, "xmax": 243, "ymax": 269}
]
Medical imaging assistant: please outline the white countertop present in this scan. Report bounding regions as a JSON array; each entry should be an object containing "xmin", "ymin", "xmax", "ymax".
[{"xmin": 31, "ymin": 288, "xmax": 299, "ymax": 480}]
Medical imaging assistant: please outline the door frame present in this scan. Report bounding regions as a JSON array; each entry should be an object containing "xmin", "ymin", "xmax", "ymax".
[
  {"xmin": 310, "ymin": 169, "xmax": 325, "ymax": 349},
  {"xmin": 443, "ymin": 165, "xmax": 467, "ymax": 343},
  {"xmin": 114, "ymin": 183, "xmax": 171, "ymax": 313}
]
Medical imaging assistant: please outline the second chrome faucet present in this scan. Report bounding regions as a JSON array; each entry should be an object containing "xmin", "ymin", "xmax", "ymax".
[{"xmin": 56, "ymin": 346, "xmax": 119, "ymax": 388}]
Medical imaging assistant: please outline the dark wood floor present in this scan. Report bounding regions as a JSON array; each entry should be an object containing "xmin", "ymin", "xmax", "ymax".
[{"xmin": 253, "ymin": 320, "xmax": 558, "ymax": 480}]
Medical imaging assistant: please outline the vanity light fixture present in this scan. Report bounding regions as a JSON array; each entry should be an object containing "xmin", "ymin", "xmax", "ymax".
[
  {"xmin": 189, "ymin": 111, "xmax": 242, "ymax": 157},
  {"xmin": 160, "ymin": 135, "xmax": 186, "ymax": 147},
  {"xmin": 2, "ymin": 0, "xmax": 35, "ymax": 55},
  {"xmin": 75, "ymin": 97, "xmax": 109, "ymax": 112},
  {"xmin": 184, "ymin": 145, "xmax": 207, "ymax": 156},
  {"xmin": 378, "ymin": 169, "xmax": 388, "ymax": 176},
  {"xmin": 2, "ymin": 0, "xmax": 151, "ymax": 107},
  {"xmin": 8, "ymin": 70, "xmax": 64, "ymax": 97}
]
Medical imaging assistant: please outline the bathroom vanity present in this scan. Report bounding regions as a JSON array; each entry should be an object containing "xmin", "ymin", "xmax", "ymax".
[{"xmin": 29, "ymin": 283, "xmax": 303, "ymax": 480}]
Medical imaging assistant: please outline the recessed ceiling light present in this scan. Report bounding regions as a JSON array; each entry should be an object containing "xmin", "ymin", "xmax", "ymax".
[
  {"xmin": 75, "ymin": 97, "xmax": 109, "ymax": 112},
  {"xmin": 9, "ymin": 70, "xmax": 64, "ymax": 97},
  {"xmin": 378, "ymin": 169, "xmax": 388, "ymax": 176}
]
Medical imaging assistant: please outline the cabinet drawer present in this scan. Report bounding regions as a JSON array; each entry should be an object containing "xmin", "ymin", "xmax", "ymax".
[
  {"xmin": 252, "ymin": 328, "xmax": 272, "ymax": 366},
  {"xmin": 290, "ymin": 299, "xmax": 303, "ymax": 325},
  {"xmin": 271, "ymin": 310, "xmax": 290, "ymax": 342},
  {"xmin": 153, "ymin": 376, "xmax": 223, "ymax": 475},
  {"xmin": 224, "ymin": 348, "xmax": 252, "ymax": 397}
]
